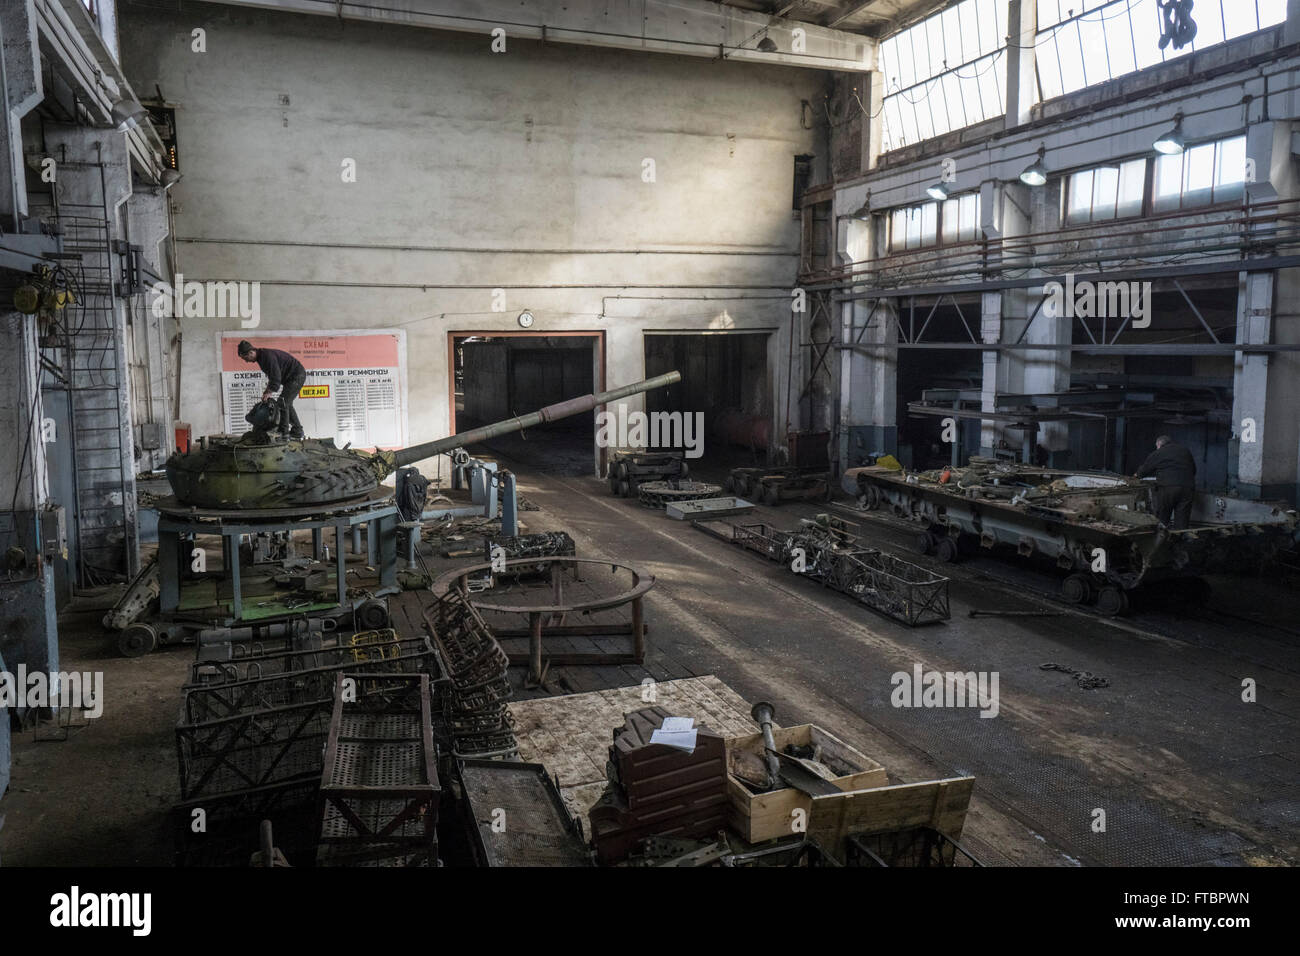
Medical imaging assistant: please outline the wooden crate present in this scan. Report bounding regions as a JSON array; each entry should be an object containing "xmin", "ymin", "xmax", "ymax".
[
  {"xmin": 806, "ymin": 776, "xmax": 976, "ymax": 860},
  {"xmin": 726, "ymin": 723, "xmax": 888, "ymax": 844},
  {"xmin": 727, "ymin": 724, "xmax": 976, "ymax": 857}
]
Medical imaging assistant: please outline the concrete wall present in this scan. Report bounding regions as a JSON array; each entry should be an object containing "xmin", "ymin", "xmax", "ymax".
[{"xmin": 118, "ymin": 1, "xmax": 822, "ymax": 469}]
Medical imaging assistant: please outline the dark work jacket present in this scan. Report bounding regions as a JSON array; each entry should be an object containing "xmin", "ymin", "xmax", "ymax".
[
  {"xmin": 1136, "ymin": 442, "xmax": 1196, "ymax": 488},
  {"xmin": 255, "ymin": 348, "xmax": 306, "ymax": 390}
]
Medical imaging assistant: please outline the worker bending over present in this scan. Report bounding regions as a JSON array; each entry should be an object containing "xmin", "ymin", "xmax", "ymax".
[{"xmin": 238, "ymin": 340, "xmax": 307, "ymax": 440}]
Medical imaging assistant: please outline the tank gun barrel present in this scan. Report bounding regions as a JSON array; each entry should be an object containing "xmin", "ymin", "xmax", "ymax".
[{"xmin": 383, "ymin": 370, "xmax": 682, "ymax": 471}]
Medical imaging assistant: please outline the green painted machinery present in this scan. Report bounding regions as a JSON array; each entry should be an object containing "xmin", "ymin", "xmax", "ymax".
[{"xmin": 165, "ymin": 371, "xmax": 681, "ymax": 510}]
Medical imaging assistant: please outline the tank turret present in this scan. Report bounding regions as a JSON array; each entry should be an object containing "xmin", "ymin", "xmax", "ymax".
[{"xmin": 164, "ymin": 371, "xmax": 682, "ymax": 510}]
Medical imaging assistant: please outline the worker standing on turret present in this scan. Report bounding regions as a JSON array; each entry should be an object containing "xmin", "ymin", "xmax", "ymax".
[{"xmin": 238, "ymin": 340, "xmax": 307, "ymax": 440}]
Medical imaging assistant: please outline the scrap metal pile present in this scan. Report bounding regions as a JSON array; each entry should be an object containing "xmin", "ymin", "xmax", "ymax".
[
  {"xmin": 637, "ymin": 479, "xmax": 724, "ymax": 509},
  {"xmin": 484, "ymin": 531, "xmax": 576, "ymax": 576}
]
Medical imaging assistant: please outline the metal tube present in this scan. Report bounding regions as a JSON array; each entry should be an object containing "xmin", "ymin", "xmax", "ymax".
[
  {"xmin": 390, "ymin": 371, "xmax": 681, "ymax": 468},
  {"xmin": 751, "ymin": 701, "xmax": 781, "ymax": 790}
]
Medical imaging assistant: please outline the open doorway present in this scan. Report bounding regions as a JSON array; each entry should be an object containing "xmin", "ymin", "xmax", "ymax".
[
  {"xmin": 449, "ymin": 332, "xmax": 603, "ymax": 475},
  {"xmin": 644, "ymin": 331, "xmax": 773, "ymax": 468}
]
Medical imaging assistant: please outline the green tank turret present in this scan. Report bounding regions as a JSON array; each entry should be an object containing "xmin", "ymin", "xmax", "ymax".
[{"xmin": 165, "ymin": 371, "xmax": 681, "ymax": 510}]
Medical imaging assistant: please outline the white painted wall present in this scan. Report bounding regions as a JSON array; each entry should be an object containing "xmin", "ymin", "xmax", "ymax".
[{"xmin": 118, "ymin": 0, "xmax": 824, "ymax": 465}]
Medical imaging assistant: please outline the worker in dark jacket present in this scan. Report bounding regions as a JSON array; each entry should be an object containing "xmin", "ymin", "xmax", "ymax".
[
  {"xmin": 237, "ymin": 340, "xmax": 306, "ymax": 439},
  {"xmin": 1135, "ymin": 435, "xmax": 1196, "ymax": 529}
]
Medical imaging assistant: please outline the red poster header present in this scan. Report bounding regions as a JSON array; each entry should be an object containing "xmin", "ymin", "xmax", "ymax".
[{"xmin": 221, "ymin": 333, "xmax": 400, "ymax": 372}]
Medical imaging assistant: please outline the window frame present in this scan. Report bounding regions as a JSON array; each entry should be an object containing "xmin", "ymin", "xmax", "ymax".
[
  {"xmin": 886, "ymin": 192, "xmax": 983, "ymax": 253},
  {"xmin": 1060, "ymin": 135, "xmax": 1250, "ymax": 223}
]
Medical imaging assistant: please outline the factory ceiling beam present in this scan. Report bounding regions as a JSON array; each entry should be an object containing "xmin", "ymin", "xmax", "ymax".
[{"xmin": 201, "ymin": 0, "xmax": 875, "ymax": 70}]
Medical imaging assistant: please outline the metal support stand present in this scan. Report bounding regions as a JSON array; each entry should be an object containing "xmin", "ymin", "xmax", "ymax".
[{"xmin": 502, "ymin": 471, "xmax": 518, "ymax": 537}]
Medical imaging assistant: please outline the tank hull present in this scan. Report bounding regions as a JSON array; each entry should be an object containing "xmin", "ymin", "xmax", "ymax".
[{"xmin": 844, "ymin": 462, "xmax": 1299, "ymax": 590}]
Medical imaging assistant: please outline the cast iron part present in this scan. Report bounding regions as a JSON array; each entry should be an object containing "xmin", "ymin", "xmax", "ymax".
[{"xmin": 166, "ymin": 371, "xmax": 682, "ymax": 510}]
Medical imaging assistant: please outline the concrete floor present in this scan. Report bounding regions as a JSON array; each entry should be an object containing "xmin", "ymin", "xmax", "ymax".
[{"xmin": 2, "ymin": 457, "xmax": 1297, "ymax": 866}]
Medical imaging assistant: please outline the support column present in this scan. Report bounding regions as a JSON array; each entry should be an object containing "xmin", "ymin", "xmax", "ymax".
[
  {"xmin": 1232, "ymin": 270, "xmax": 1297, "ymax": 502},
  {"xmin": 979, "ymin": 292, "xmax": 1002, "ymax": 456},
  {"xmin": 1005, "ymin": 0, "xmax": 1037, "ymax": 129}
]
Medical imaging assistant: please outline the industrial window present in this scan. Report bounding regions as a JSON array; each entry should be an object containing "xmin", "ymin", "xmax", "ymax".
[
  {"xmin": 888, "ymin": 193, "xmax": 981, "ymax": 252},
  {"xmin": 878, "ymin": 0, "xmax": 1009, "ymax": 153},
  {"xmin": 1064, "ymin": 158, "xmax": 1146, "ymax": 224},
  {"xmin": 1152, "ymin": 135, "xmax": 1247, "ymax": 212},
  {"xmin": 1036, "ymin": 0, "xmax": 1287, "ymax": 101}
]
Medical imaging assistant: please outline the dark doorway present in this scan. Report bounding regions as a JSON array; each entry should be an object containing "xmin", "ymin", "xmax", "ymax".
[
  {"xmin": 644, "ymin": 332, "xmax": 772, "ymax": 466},
  {"xmin": 452, "ymin": 334, "xmax": 600, "ymax": 475}
]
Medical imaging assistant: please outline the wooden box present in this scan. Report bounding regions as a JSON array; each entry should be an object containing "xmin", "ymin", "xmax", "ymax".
[
  {"xmin": 725, "ymin": 723, "xmax": 887, "ymax": 844},
  {"xmin": 726, "ymin": 724, "xmax": 976, "ymax": 858}
]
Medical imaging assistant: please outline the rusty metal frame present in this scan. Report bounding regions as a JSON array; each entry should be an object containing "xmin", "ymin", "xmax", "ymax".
[{"xmin": 430, "ymin": 556, "xmax": 655, "ymax": 686}]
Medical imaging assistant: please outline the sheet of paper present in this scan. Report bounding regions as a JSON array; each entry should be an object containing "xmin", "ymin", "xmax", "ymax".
[
  {"xmin": 649, "ymin": 728, "xmax": 698, "ymax": 753},
  {"xmin": 659, "ymin": 716, "xmax": 695, "ymax": 733}
]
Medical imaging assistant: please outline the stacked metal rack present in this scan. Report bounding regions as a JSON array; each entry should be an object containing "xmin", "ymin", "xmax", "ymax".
[
  {"xmin": 422, "ymin": 591, "xmax": 518, "ymax": 758},
  {"xmin": 172, "ymin": 629, "xmax": 443, "ymax": 866},
  {"xmin": 693, "ymin": 518, "xmax": 950, "ymax": 627},
  {"xmin": 317, "ymin": 673, "xmax": 441, "ymax": 867}
]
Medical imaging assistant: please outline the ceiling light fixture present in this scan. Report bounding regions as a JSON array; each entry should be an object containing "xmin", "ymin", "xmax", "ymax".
[
  {"xmin": 757, "ymin": 34, "xmax": 778, "ymax": 53},
  {"xmin": 1019, "ymin": 145, "xmax": 1048, "ymax": 186},
  {"xmin": 110, "ymin": 97, "xmax": 148, "ymax": 132},
  {"xmin": 1153, "ymin": 113, "xmax": 1186, "ymax": 155}
]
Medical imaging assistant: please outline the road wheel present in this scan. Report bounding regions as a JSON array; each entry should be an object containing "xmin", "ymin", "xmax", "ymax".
[
  {"xmin": 725, "ymin": 473, "xmax": 736, "ymax": 493},
  {"xmin": 858, "ymin": 485, "xmax": 881, "ymax": 510},
  {"xmin": 609, "ymin": 473, "xmax": 622, "ymax": 496},
  {"xmin": 1096, "ymin": 586, "xmax": 1129, "ymax": 617},
  {"xmin": 1062, "ymin": 573, "xmax": 1093, "ymax": 605},
  {"xmin": 355, "ymin": 598, "xmax": 390, "ymax": 631},
  {"xmin": 915, "ymin": 533, "xmax": 935, "ymax": 556},
  {"xmin": 934, "ymin": 537, "xmax": 959, "ymax": 563},
  {"xmin": 618, "ymin": 478, "xmax": 632, "ymax": 498},
  {"xmin": 735, "ymin": 475, "xmax": 751, "ymax": 498},
  {"xmin": 118, "ymin": 623, "xmax": 158, "ymax": 658}
]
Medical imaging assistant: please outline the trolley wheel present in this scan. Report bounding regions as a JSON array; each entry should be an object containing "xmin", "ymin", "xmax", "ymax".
[
  {"xmin": 763, "ymin": 483, "xmax": 782, "ymax": 507},
  {"xmin": 1096, "ymin": 586, "xmax": 1129, "ymax": 617},
  {"xmin": 934, "ymin": 537, "xmax": 959, "ymax": 563},
  {"xmin": 679, "ymin": 461, "xmax": 689, "ymax": 479},
  {"xmin": 735, "ymin": 475, "xmax": 751, "ymax": 498},
  {"xmin": 914, "ymin": 532, "xmax": 935, "ymax": 556},
  {"xmin": 725, "ymin": 474, "xmax": 736, "ymax": 493},
  {"xmin": 618, "ymin": 478, "xmax": 632, "ymax": 498},
  {"xmin": 118, "ymin": 623, "xmax": 158, "ymax": 658},
  {"xmin": 609, "ymin": 473, "xmax": 622, "ymax": 496},
  {"xmin": 1062, "ymin": 573, "xmax": 1093, "ymax": 605},
  {"xmin": 822, "ymin": 480, "xmax": 834, "ymax": 503}
]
